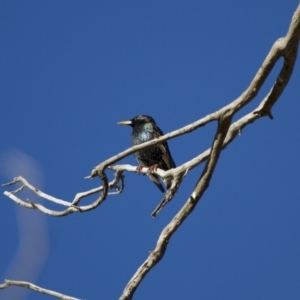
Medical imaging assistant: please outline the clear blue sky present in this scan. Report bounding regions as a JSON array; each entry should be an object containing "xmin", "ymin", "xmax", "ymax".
[{"xmin": 1, "ymin": 1, "xmax": 299, "ymax": 299}]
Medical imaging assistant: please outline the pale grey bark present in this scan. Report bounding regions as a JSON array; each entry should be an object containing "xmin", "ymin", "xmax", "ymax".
[
  {"xmin": 2, "ymin": 3, "xmax": 300, "ymax": 300},
  {"xmin": 0, "ymin": 280, "xmax": 80, "ymax": 300}
]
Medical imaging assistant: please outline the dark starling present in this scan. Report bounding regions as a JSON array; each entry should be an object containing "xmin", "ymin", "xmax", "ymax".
[{"xmin": 118, "ymin": 115, "xmax": 176, "ymax": 192}]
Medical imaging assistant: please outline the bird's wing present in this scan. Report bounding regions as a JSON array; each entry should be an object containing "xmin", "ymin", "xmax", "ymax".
[{"xmin": 153, "ymin": 125, "xmax": 176, "ymax": 169}]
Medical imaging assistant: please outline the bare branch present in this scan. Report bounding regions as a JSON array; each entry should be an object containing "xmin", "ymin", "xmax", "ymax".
[
  {"xmin": 151, "ymin": 172, "xmax": 185, "ymax": 217},
  {"xmin": 119, "ymin": 108, "xmax": 233, "ymax": 300},
  {"xmin": 118, "ymin": 4, "xmax": 300, "ymax": 299},
  {"xmin": 0, "ymin": 280, "xmax": 81, "ymax": 300},
  {"xmin": 3, "ymin": 177, "xmax": 71, "ymax": 206},
  {"xmin": 83, "ymin": 3, "xmax": 300, "ymax": 218},
  {"xmin": 2, "ymin": 3, "xmax": 300, "ymax": 300},
  {"xmin": 2, "ymin": 171, "xmax": 123, "ymax": 216},
  {"xmin": 4, "ymin": 0, "xmax": 300, "ymax": 216}
]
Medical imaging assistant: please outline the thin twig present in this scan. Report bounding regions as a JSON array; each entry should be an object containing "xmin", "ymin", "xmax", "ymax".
[{"xmin": 0, "ymin": 280, "xmax": 81, "ymax": 300}]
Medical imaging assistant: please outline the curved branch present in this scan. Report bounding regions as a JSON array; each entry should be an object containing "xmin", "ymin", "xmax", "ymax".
[
  {"xmin": 2, "ymin": 170, "xmax": 123, "ymax": 216},
  {"xmin": 0, "ymin": 280, "xmax": 81, "ymax": 300},
  {"xmin": 118, "ymin": 4, "xmax": 300, "ymax": 299},
  {"xmin": 87, "ymin": 4, "xmax": 300, "ymax": 201},
  {"xmin": 1, "ymin": 3, "xmax": 300, "ymax": 300},
  {"xmin": 120, "ymin": 113, "xmax": 232, "ymax": 300}
]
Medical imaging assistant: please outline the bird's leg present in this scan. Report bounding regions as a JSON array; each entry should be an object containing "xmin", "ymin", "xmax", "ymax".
[
  {"xmin": 148, "ymin": 163, "xmax": 163, "ymax": 173},
  {"xmin": 136, "ymin": 164, "xmax": 145, "ymax": 175}
]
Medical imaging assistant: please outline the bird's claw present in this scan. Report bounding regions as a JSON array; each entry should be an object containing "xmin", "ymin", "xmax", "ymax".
[
  {"xmin": 136, "ymin": 164, "xmax": 161, "ymax": 174},
  {"xmin": 136, "ymin": 165, "xmax": 145, "ymax": 175},
  {"xmin": 148, "ymin": 164, "xmax": 161, "ymax": 173}
]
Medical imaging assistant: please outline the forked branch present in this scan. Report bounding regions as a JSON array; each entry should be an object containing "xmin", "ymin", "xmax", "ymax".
[{"xmin": 1, "ymin": 3, "xmax": 300, "ymax": 300}]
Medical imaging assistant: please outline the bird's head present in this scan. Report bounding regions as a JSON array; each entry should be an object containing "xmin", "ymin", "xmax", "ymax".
[{"xmin": 118, "ymin": 115, "xmax": 156, "ymax": 128}]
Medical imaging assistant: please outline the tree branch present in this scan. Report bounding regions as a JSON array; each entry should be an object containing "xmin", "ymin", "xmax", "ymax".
[
  {"xmin": 2, "ymin": 170, "xmax": 123, "ymax": 216},
  {"xmin": 0, "ymin": 280, "xmax": 81, "ymax": 300},
  {"xmin": 118, "ymin": 4, "xmax": 300, "ymax": 299},
  {"xmin": 2, "ymin": 3, "xmax": 300, "ymax": 300}
]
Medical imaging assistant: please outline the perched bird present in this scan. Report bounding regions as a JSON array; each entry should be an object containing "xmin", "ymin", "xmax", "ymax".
[{"xmin": 118, "ymin": 115, "xmax": 176, "ymax": 192}]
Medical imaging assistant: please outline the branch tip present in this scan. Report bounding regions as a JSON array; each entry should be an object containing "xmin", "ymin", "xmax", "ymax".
[{"xmin": 2, "ymin": 179, "xmax": 18, "ymax": 187}]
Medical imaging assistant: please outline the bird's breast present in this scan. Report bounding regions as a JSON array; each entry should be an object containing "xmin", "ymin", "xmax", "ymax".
[{"xmin": 132, "ymin": 129, "xmax": 152, "ymax": 145}]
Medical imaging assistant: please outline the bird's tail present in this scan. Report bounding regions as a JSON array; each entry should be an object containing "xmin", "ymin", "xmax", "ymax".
[{"xmin": 149, "ymin": 173, "xmax": 165, "ymax": 193}]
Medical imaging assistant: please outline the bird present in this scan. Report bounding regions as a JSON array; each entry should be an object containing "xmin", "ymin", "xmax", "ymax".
[{"xmin": 118, "ymin": 115, "xmax": 176, "ymax": 192}]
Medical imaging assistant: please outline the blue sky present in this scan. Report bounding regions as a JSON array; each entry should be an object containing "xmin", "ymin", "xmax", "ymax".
[{"xmin": 1, "ymin": 1, "xmax": 300, "ymax": 299}]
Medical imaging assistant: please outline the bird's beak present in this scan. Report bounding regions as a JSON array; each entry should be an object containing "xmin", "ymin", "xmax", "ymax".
[{"xmin": 117, "ymin": 120, "xmax": 132, "ymax": 125}]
